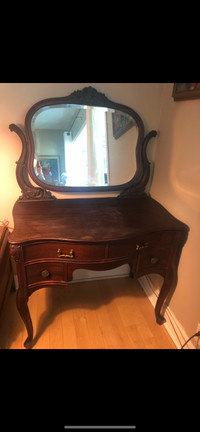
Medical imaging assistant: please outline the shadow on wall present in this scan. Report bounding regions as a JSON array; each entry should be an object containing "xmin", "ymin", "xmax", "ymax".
[{"xmin": 170, "ymin": 103, "xmax": 200, "ymax": 207}]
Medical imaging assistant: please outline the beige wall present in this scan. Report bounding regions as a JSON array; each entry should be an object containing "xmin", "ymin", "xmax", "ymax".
[{"xmin": 150, "ymin": 83, "xmax": 200, "ymax": 337}]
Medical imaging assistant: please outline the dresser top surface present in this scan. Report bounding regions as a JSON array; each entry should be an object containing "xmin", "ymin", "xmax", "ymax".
[{"xmin": 9, "ymin": 196, "xmax": 188, "ymax": 244}]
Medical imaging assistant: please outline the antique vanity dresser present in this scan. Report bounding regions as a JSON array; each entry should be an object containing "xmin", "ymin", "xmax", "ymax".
[{"xmin": 9, "ymin": 86, "xmax": 189, "ymax": 348}]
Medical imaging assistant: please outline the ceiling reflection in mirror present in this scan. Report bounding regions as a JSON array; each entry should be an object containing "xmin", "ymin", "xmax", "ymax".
[{"xmin": 31, "ymin": 104, "xmax": 138, "ymax": 188}]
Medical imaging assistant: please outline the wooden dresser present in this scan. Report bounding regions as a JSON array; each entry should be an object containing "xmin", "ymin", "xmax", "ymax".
[
  {"xmin": 8, "ymin": 86, "xmax": 189, "ymax": 348},
  {"xmin": 0, "ymin": 226, "xmax": 14, "ymax": 326}
]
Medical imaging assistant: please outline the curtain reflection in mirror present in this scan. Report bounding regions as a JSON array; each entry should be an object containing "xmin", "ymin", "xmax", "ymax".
[
  {"xmin": 64, "ymin": 126, "xmax": 87, "ymax": 186},
  {"xmin": 64, "ymin": 106, "xmax": 108, "ymax": 187},
  {"xmin": 87, "ymin": 106, "xmax": 108, "ymax": 186}
]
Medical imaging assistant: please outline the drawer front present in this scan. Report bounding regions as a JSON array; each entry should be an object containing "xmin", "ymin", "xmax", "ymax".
[
  {"xmin": 109, "ymin": 240, "xmax": 137, "ymax": 259},
  {"xmin": 108, "ymin": 231, "xmax": 176, "ymax": 260},
  {"xmin": 24, "ymin": 242, "xmax": 105, "ymax": 262},
  {"xmin": 135, "ymin": 231, "xmax": 175, "ymax": 274},
  {"xmin": 26, "ymin": 262, "xmax": 66, "ymax": 285},
  {"xmin": 135, "ymin": 231, "xmax": 175, "ymax": 249},
  {"xmin": 137, "ymin": 248, "xmax": 170, "ymax": 273}
]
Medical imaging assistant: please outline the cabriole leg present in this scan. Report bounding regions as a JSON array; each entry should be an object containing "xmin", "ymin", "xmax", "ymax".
[
  {"xmin": 155, "ymin": 268, "xmax": 177, "ymax": 325},
  {"xmin": 16, "ymin": 288, "xmax": 33, "ymax": 349}
]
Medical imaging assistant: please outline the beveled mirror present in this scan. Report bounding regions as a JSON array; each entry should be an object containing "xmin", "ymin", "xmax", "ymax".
[
  {"xmin": 10, "ymin": 86, "xmax": 157, "ymax": 198},
  {"xmin": 31, "ymin": 104, "xmax": 137, "ymax": 189}
]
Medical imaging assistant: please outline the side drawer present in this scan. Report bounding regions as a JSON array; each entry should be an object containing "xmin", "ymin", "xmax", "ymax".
[
  {"xmin": 135, "ymin": 231, "xmax": 176, "ymax": 275},
  {"xmin": 23, "ymin": 242, "xmax": 105, "ymax": 262},
  {"xmin": 137, "ymin": 248, "xmax": 170, "ymax": 274},
  {"xmin": 25, "ymin": 262, "xmax": 66, "ymax": 285},
  {"xmin": 108, "ymin": 232, "xmax": 175, "ymax": 259}
]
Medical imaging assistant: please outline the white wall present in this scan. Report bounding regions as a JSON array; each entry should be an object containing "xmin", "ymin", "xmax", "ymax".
[{"xmin": 150, "ymin": 83, "xmax": 200, "ymax": 338}]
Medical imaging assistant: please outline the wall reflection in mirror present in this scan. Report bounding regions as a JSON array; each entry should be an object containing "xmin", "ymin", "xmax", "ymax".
[{"xmin": 31, "ymin": 104, "xmax": 138, "ymax": 188}]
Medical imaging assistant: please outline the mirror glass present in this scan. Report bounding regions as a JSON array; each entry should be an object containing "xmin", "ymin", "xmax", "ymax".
[{"xmin": 31, "ymin": 104, "xmax": 138, "ymax": 188}]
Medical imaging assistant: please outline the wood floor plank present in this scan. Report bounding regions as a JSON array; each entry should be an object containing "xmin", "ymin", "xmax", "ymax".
[
  {"xmin": 73, "ymin": 307, "xmax": 91, "ymax": 349},
  {"xmin": 32, "ymin": 288, "xmax": 50, "ymax": 349},
  {"xmin": 0, "ymin": 291, "xmax": 23, "ymax": 348},
  {"xmin": 84, "ymin": 307, "xmax": 106, "ymax": 349},
  {"xmin": 0, "ymin": 277, "xmax": 176, "ymax": 349},
  {"xmin": 60, "ymin": 305, "xmax": 78, "ymax": 350}
]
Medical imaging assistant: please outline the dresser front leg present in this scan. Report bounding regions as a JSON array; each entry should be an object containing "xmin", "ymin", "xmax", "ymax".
[
  {"xmin": 16, "ymin": 288, "xmax": 33, "ymax": 349},
  {"xmin": 155, "ymin": 268, "xmax": 177, "ymax": 325}
]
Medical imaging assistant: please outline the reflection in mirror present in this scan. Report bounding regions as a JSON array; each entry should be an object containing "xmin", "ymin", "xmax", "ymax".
[{"xmin": 31, "ymin": 104, "xmax": 138, "ymax": 188}]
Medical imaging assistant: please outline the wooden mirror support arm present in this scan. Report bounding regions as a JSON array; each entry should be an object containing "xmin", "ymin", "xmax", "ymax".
[
  {"xmin": 9, "ymin": 124, "xmax": 55, "ymax": 201},
  {"xmin": 120, "ymin": 130, "xmax": 157, "ymax": 197}
]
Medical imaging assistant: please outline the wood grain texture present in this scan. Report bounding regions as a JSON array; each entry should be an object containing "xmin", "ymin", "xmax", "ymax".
[{"xmin": 10, "ymin": 196, "xmax": 187, "ymax": 243}]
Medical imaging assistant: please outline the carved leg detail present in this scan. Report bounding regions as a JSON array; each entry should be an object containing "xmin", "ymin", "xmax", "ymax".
[
  {"xmin": 16, "ymin": 288, "xmax": 33, "ymax": 349},
  {"xmin": 155, "ymin": 269, "xmax": 177, "ymax": 325}
]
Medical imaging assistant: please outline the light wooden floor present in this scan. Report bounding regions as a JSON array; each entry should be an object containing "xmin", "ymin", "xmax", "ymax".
[{"xmin": 0, "ymin": 277, "xmax": 176, "ymax": 349}]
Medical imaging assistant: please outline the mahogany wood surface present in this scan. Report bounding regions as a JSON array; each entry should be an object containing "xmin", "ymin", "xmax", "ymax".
[
  {"xmin": 9, "ymin": 195, "xmax": 189, "ymax": 348},
  {"xmin": 10, "ymin": 196, "xmax": 187, "ymax": 243}
]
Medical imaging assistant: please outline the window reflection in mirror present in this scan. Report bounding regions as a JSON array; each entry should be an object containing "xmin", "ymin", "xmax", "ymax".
[{"xmin": 31, "ymin": 104, "xmax": 137, "ymax": 188}]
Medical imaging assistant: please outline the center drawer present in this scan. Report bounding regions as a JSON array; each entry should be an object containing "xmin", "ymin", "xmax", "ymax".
[
  {"xmin": 109, "ymin": 240, "xmax": 137, "ymax": 258},
  {"xmin": 23, "ymin": 242, "xmax": 105, "ymax": 262}
]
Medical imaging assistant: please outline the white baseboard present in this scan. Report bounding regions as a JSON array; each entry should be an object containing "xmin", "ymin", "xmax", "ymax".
[{"xmin": 138, "ymin": 275, "xmax": 195, "ymax": 349}]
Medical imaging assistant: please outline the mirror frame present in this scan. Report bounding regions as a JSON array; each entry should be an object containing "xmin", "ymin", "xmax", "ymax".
[
  {"xmin": 10, "ymin": 86, "xmax": 157, "ymax": 199},
  {"xmin": 25, "ymin": 87, "xmax": 147, "ymax": 192}
]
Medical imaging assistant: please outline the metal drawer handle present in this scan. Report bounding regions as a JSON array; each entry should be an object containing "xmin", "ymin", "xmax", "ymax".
[
  {"xmin": 57, "ymin": 248, "xmax": 75, "ymax": 259},
  {"xmin": 136, "ymin": 242, "xmax": 149, "ymax": 251},
  {"xmin": 151, "ymin": 257, "xmax": 158, "ymax": 264},
  {"xmin": 41, "ymin": 269, "xmax": 50, "ymax": 278}
]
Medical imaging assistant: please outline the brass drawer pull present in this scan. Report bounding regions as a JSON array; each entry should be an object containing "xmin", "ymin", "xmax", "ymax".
[
  {"xmin": 136, "ymin": 242, "xmax": 149, "ymax": 251},
  {"xmin": 57, "ymin": 248, "xmax": 75, "ymax": 259},
  {"xmin": 41, "ymin": 269, "xmax": 50, "ymax": 278},
  {"xmin": 151, "ymin": 257, "xmax": 158, "ymax": 264}
]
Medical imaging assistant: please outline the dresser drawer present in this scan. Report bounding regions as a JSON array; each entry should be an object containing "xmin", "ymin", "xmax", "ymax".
[
  {"xmin": 135, "ymin": 231, "xmax": 175, "ymax": 275},
  {"xmin": 26, "ymin": 262, "xmax": 66, "ymax": 285},
  {"xmin": 137, "ymin": 248, "xmax": 170, "ymax": 273},
  {"xmin": 24, "ymin": 242, "xmax": 105, "ymax": 262},
  {"xmin": 109, "ymin": 240, "xmax": 137, "ymax": 258}
]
